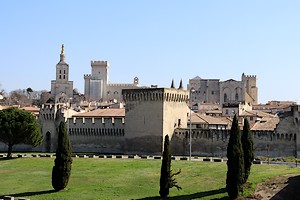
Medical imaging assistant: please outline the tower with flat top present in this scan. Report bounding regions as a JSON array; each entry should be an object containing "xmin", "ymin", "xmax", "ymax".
[{"xmin": 122, "ymin": 84, "xmax": 189, "ymax": 154}]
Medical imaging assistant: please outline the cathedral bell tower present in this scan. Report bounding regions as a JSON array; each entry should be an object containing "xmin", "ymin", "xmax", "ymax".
[{"xmin": 50, "ymin": 44, "xmax": 74, "ymax": 102}]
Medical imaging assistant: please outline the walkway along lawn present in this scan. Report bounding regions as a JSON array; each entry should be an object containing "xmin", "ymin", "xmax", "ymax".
[{"xmin": 0, "ymin": 157, "xmax": 299, "ymax": 200}]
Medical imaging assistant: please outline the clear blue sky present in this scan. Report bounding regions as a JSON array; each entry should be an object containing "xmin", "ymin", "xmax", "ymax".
[{"xmin": 1, "ymin": 1, "xmax": 300, "ymax": 104}]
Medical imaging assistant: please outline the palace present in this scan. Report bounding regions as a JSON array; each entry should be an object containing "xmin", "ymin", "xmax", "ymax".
[{"xmin": 188, "ymin": 73, "xmax": 258, "ymax": 105}]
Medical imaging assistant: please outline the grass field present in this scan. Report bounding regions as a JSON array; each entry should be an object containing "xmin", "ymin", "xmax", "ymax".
[{"xmin": 0, "ymin": 157, "xmax": 299, "ymax": 200}]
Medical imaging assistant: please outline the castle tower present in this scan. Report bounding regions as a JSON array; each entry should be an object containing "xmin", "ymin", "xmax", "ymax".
[
  {"xmin": 122, "ymin": 87, "xmax": 189, "ymax": 154},
  {"xmin": 51, "ymin": 44, "xmax": 73, "ymax": 102},
  {"xmin": 38, "ymin": 104, "xmax": 65, "ymax": 152},
  {"xmin": 84, "ymin": 61, "xmax": 109, "ymax": 101},
  {"xmin": 242, "ymin": 73, "xmax": 258, "ymax": 104}
]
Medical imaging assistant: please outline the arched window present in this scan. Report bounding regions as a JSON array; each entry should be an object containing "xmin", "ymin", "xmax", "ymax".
[
  {"xmin": 224, "ymin": 93, "xmax": 228, "ymax": 102},
  {"xmin": 235, "ymin": 93, "xmax": 239, "ymax": 101}
]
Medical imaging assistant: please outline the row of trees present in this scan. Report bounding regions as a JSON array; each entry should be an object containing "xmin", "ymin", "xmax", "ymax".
[
  {"xmin": 159, "ymin": 116, "xmax": 254, "ymax": 199},
  {"xmin": 0, "ymin": 107, "xmax": 72, "ymax": 191},
  {"xmin": 0, "ymin": 87, "xmax": 84, "ymax": 107},
  {"xmin": 226, "ymin": 115, "xmax": 254, "ymax": 199}
]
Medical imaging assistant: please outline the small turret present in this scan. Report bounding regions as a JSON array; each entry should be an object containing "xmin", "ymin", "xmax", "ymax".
[
  {"xmin": 178, "ymin": 79, "xmax": 183, "ymax": 90},
  {"xmin": 171, "ymin": 79, "xmax": 175, "ymax": 88}
]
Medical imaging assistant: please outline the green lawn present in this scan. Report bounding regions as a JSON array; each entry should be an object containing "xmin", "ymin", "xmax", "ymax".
[{"xmin": 0, "ymin": 157, "xmax": 299, "ymax": 200}]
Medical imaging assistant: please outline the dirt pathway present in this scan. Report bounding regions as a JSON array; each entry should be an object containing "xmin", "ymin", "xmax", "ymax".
[{"xmin": 251, "ymin": 174, "xmax": 300, "ymax": 200}]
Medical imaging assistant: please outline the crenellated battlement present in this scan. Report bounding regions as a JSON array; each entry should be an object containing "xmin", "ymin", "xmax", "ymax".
[
  {"xmin": 245, "ymin": 75, "xmax": 256, "ymax": 78},
  {"xmin": 84, "ymin": 74, "xmax": 92, "ymax": 78},
  {"xmin": 174, "ymin": 128, "xmax": 295, "ymax": 142},
  {"xmin": 108, "ymin": 83, "xmax": 135, "ymax": 87},
  {"xmin": 39, "ymin": 103, "xmax": 66, "ymax": 121},
  {"xmin": 242, "ymin": 73, "xmax": 257, "ymax": 79},
  {"xmin": 122, "ymin": 88, "xmax": 189, "ymax": 103},
  {"xmin": 91, "ymin": 61, "xmax": 109, "ymax": 66}
]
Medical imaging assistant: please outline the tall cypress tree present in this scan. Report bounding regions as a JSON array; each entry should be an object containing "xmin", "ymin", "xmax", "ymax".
[
  {"xmin": 159, "ymin": 135, "xmax": 181, "ymax": 198},
  {"xmin": 241, "ymin": 118, "xmax": 254, "ymax": 184},
  {"xmin": 226, "ymin": 115, "xmax": 244, "ymax": 199},
  {"xmin": 52, "ymin": 121, "xmax": 73, "ymax": 191}
]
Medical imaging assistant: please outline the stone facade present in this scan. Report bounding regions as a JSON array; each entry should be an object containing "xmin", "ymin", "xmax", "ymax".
[
  {"xmin": 67, "ymin": 108, "xmax": 125, "ymax": 153},
  {"xmin": 84, "ymin": 61, "xmax": 139, "ymax": 102},
  {"xmin": 38, "ymin": 103, "xmax": 77, "ymax": 152},
  {"xmin": 51, "ymin": 44, "xmax": 73, "ymax": 102},
  {"xmin": 171, "ymin": 129, "xmax": 296, "ymax": 158},
  {"xmin": 188, "ymin": 73, "xmax": 258, "ymax": 105},
  {"xmin": 122, "ymin": 87, "xmax": 189, "ymax": 154}
]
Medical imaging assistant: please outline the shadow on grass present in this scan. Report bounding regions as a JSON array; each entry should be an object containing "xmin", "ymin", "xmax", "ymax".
[
  {"xmin": 136, "ymin": 188, "xmax": 228, "ymax": 200},
  {"xmin": 1, "ymin": 189, "xmax": 56, "ymax": 198},
  {"xmin": 0, "ymin": 157, "xmax": 19, "ymax": 161}
]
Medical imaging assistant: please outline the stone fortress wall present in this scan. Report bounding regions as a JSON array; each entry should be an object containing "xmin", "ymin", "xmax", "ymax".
[
  {"xmin": 1, "ymin": 90, "xmax": 299, "ymax": 158},
  {"xmin": 67, "ymin": 114, "xmax": 125, "ymax": 153},
  {"xmin": 172, "ymin": 129, "xmax": 296, "ymax": 158}
]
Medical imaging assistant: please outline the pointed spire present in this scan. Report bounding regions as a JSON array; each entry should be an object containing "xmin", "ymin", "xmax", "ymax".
[
  {"xmin": 178, "ymin": 79, "xmax": 183, "ymax": 90},
  {"xmin": 61, "ymin": 44, "xmax": 65, "ymax": 55},
  {"xmin": 171, "ymin": 79, "xmax": 175, "ymax": 88}
]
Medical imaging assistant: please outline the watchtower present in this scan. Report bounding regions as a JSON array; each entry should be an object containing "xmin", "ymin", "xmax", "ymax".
[{"xmin": 122, "ymin": 85, "xmax": 189, "ymax": 154}]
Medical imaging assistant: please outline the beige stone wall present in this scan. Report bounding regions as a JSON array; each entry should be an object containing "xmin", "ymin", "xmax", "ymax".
[
  {"xmin": 106, "ymin": 83, "xmax": 139, "ymax": 102},
  {"xmin": 163, "ymin": 88, "xmax": 189, "ymax": 138},
  {"xmin": 123, "ymin": 88, "xmax": 189, "ymax": 154},
  {"xmin": 242, "ymin": 74, "xmax": 258, "ymax": 104}
]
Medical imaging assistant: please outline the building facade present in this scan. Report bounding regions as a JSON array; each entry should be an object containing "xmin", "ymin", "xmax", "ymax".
[{"xmin": 188, "ymin": 73, "xmax": 258, "ymax": 105}]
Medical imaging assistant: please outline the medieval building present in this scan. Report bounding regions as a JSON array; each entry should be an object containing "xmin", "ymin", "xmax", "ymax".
[
  {"xmin": 188, "ymin": 73, "xmax": 258, "ymax": 105},
  {"xmin": 50, "ymin": 44, "xmax": 73, "ymax": 102},
  {"xmin": 84, "ymin": 61, "xmax": 139, "ymax": 102}
]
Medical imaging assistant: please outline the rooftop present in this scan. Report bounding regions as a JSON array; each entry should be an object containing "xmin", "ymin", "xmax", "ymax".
[{"xmin": 72, "ymin": 108, "xmax": 125, "ymax": 117}]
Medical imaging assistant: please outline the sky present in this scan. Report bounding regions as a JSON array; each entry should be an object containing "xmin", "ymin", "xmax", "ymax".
[{"xmin": 1, "ymin": 1, "xmax": 300, "ymax": 104}]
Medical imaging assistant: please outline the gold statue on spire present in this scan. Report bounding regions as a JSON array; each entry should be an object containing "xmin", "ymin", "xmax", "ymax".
[{"xmin": 61, "ymin": 44, "xmax": 65, "ymax": 54}]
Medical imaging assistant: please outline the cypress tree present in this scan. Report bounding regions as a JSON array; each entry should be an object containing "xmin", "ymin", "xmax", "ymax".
[
  {"xmin": 226, "ymin": 115, "xmax": 244, "ymax": 199},
  {"xmin": 241, "ymin": 118, "xmax": 254, "ymax": 184},
  {"xmin": 159, "ymin": 135, "xmax": 181, "ymax": 198},
  {"xmin": 52, "ymin": 121, "xmax": 73, "ymax": 191}
]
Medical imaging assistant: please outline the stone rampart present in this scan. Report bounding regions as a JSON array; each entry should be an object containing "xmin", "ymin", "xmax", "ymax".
[{"xmin": 171, "ymin": 129, "xmax": 296, "ymax": 157}]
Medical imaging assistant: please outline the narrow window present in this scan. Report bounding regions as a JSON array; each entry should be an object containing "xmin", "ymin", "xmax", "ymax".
[
  {"xmin": 235, "ymin": 93, "xmax": 239, "ymax": 101},
  {"xmin": 224, "ymin": 93, "xmax": 228, "ymax": 102}
]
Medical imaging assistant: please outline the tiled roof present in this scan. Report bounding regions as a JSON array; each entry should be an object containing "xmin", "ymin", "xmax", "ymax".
[
  {"xmin": 21, "ymin": 106, "xmax": 40, "ymax": 116},
  {"xmin": 240, "ymin": 110, "xmax": 275, "ymax": 118},
  {"xmin": 206, "ymin": 110, "xmax": 222, "ymax": 114},
  {"xmin": 191, "ymin": 113, "xmax": 228, "ymax": 125},
  {"xmin": 251, "ymin": 116, "xmax": 280, "ymax": 131},
  {"xmin": 73, "ymin": 108, "xmax": 125, "ymax": 117}
]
